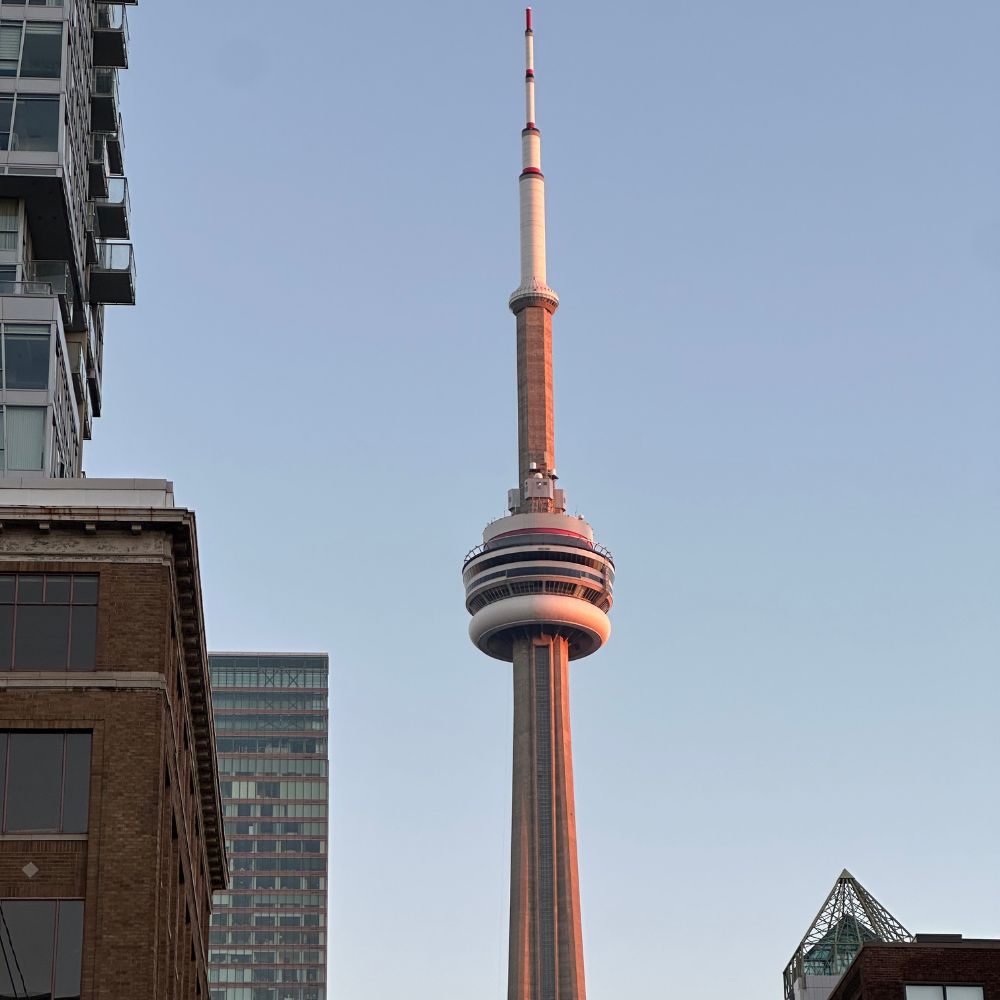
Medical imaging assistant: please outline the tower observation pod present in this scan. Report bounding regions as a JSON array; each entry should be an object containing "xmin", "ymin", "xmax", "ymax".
[{"xmin": 461, "ymin": 10, "xmax": 613, "ymax": 1000}]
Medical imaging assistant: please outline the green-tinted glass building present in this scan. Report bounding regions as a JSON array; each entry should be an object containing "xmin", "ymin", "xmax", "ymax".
[{"xmin": 207, "ymin": 652, "xmax": 329, "ymax": 1000}]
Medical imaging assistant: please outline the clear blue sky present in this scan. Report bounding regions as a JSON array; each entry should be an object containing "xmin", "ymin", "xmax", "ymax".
[{"xmin": 87, "ymin": 2, "xmax": 1000, "ymax": 997}]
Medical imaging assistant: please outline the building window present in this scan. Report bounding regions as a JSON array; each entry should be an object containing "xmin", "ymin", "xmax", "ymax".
[
  {"xmin": 20, "ymin": 24, "xmax": 61, "ymax": 78},
  {"xmin": 0, "ymin": 94, "xmax": 59, "ymax": 152},
  {"xmin": 0, "ymin": 573, "xmax": 98, "ymax": 670},
  {"xmin": 0, "ymin": 200, "xmax": 16, "ymax": 251},
  {"xmin": 0, "ymin": 900, "xmax": 83, "ymax": 997},
  {"xmin": 2, "ymin": 323, "xmax": 50, "ymax": 389},
  {"xmin": 906, "ymin": 989, "xmax": 985, "ymax": 1000},
  {"xmin": 0, "ymin": 405, "xmax": 45, "ymax": 471},
  {"xmin": 11, "ymin": 94, "xmax": 59, "ymax": 151},
  {"xmin": 0, "ymin": 22, "xmax": 61, "ymax": 79},
  {"xmin": 0, "ymin": 23, "xmax": 20, "ymax": 77},
  {"xmin": 0, "ymin": 732, "xmax": 91, "ymax": 833}
]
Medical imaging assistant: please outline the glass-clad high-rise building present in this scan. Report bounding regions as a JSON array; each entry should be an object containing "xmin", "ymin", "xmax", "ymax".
[{"xmin": 208, "ymin": 652, "xmax": 329, "ymax": 1000}]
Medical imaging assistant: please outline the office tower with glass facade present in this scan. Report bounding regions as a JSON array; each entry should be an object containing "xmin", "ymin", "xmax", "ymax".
[
  {"xmin": 208, "ymin": 652, "xmax": 329, "ymax": 1000},
  {"xmin": 0, "ymin": 0, "xmax": 135, "ymax": 480}
]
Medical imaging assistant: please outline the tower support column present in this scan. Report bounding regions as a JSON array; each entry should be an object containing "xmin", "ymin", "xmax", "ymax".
[{"xmin": 509, "ymin": 635, "xmax": 587, "ymax": 1000}]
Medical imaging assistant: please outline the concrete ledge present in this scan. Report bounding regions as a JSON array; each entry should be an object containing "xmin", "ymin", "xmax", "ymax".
[
  {"xmin": 0, "ymin": 671, "xmax": 167, "ymax": 691},
  {"xmin": 0, "ymin": 477, "xmax": 175, "ymax": 509}
]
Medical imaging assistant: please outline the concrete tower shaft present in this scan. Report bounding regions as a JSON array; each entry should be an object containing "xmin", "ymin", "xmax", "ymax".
[
  {"xmin": 462, "ymin": 12, "xmax": 614, "ymax": 1000},
  {"xmin": 508, "ymin": 636, "xmax": 587, "ymax": 1000},
  {"xmin": 516, "ymin": 306, "xmax": 556, "ymax": 492}
]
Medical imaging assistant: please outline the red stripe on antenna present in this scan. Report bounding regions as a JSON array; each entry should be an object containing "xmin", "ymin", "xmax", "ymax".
[{"xmin": 526, "ymin": 7, "xmax": 533, "ymax": 31}]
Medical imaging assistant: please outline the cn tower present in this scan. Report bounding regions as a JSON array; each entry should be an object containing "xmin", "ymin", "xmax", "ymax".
[{"xmin": 461, "ymin": 9, "xmax": 614, "ymax": 999}]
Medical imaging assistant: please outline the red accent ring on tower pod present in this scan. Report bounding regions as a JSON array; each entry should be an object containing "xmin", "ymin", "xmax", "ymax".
[
  {"xmin": 526, "ymin": 69, "xmax": 535, "ymax": 78},
  {"xmin": 521, "ymin": 167, "xmax": 543, "ymax": 176}
]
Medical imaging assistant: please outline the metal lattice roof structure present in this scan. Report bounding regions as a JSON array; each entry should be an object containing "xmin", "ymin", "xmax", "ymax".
[{"xmin": 783, "ymin": 869, "xmax": 913, "ymax": 1000}]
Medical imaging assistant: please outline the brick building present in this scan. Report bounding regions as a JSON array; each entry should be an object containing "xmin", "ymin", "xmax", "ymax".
[
  {"xmin": 829, "ymin": 937, "xmax": 1000, "ymax": 1000},
  {"xmin": 0, "ymin": 479, "xmax": 227, "ymax": 997}
]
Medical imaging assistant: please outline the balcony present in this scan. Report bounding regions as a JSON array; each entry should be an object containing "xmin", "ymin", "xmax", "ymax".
[
  {"xmin": 89, "ymin": 240, "xmax": 135, "ymax": 305},
  {"xmin": 88, "ymin": 134, "xmax": 109, "ymax": 199},
  {"xmin": 87, "ymin": 306, "xmax": 104, "ymax": 417},
  {"xmin": 66, "ymin": 338, "xmax": 86, "ymax": 401},
  {"xmin": 65, "ymin": 338, "xmax": 93, "ymax": 441},
  {"xmin": 105, "ymin": 115, "xmax": 124, "ymax": 174},
  {"xmin": 93, "ymin": 176, "xmax": 129, "ymax": 239},
  {"xmin": 85, "ymin": 202, "xmax": 100, "ymax": 265},
  {"xmin": 93, "ymin": 4, "xmax": 129, "ymax": 69},
  {"xmin": 22, "ymin": 260, "xmax": 75, "ymax": 328},
  {"xmin": 90, "ymin": 68, "xmax": 119, "ymax": 133}
]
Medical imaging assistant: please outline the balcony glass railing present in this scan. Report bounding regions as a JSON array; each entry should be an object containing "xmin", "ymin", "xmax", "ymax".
[
  {"xmin": 88, "ymin": 134, "xmax": 110, "ymax": 198},
  {"xmin": 23, "ymin": 260, "xmax": 71, "ymax": 297},
  {"xmin": 90, "ymin": 133, "xmax": 109, "ymax": 169},
  {"xmin": 100, "ymin": 114, "xmax": 125, "ymax": 174},
  {"xmin": 0, "ymin": 260, "xmax": 75, "ymax": 326},
  {"xmin": 89, "ymin": 305, "xmax": 104, "ymax": 379},
  {"xmin": 66, "ymin": 339, "xmax": 85, "ymax": 389},
  {"xmin": 94, "ymin": 241, "xmax": 133, "ymax": 275},
  {"xmin": 96, "ymin": 4, "xmax": 128, "ymax": 31},
  {"xmin": 86, "ymin": 201, "xmax": 100, "ymax": 236},
  {"xmin": 103, "ymin": 175, "xmax": 129, "ymax": 211},
  {"xmin": 92, "ymin": 68, "xmax": 118, "ymax": 100}
]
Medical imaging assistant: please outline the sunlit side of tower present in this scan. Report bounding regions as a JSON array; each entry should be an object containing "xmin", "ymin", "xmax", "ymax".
[{"xmin": 461, "ymin": 11, "xmax": 614, "ymax": 999}]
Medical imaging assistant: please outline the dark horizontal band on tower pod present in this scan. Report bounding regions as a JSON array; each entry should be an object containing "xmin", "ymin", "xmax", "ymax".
[
  {"xmin": 489, "ymin": 526, "xmax": 592, "ymax": 543},
  {"xmin": 524, "ymin": 124, "xmax": 538, "ymax": 132},
  {"xmin": 526, "ymin": 69, "xmax": 534, "ymax": 78},
  {"xmin": 520, "ymin": 167, "xmax": 543, "ymax": 176}
]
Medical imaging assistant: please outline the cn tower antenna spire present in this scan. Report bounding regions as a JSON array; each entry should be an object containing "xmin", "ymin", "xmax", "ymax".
[{"xmin": 511, "ymin": 5, "xmax": 558, "ymax": 317}]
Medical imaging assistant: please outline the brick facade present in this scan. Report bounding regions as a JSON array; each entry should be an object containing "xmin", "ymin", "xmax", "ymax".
[
  {"xmin": 0, "ymin": 504, "xmax": 226, "ymax": 998},
  {"xmin": 830, "ymin": 941, "xmax": 1000, "ymax": 1000}
]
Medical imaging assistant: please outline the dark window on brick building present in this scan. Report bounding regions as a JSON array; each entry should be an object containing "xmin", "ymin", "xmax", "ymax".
[
  {"xmin": 0, "ymin": 899, "xmax": 83, "ymax": 997},
  {"xmin": 0, "ymin": 731, "xmax": 91, "ymax": 833},
  {"xmin": 0, "ymin": 573, "xmax": 97, "ymax": 670},
  {"xmin": 906, "ymin": 990, "xmax": 985, "ymax": 1000}
]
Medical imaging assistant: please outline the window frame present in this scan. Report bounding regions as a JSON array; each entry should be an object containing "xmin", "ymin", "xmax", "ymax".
[
  {"xmin": 0, "ymin": 572, "xmax": 98, "ymax": 670},
  {"xmin": 1, "ymin": 322, "xmax": 51, "ymax": 391},
  {"xmin": 0, "ymin": 898, "xmax": 83, "ymax": 998},
  {"xmin": 905, "ymin": 987, "xmax": 986, "ymax": 1000},
  {"xmin": 0, "ymin": 730, "xmax": 92, "ymax": 834}
]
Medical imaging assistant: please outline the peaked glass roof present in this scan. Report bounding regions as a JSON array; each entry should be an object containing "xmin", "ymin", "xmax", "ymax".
[{"xmin": 783, "ymin": 870, "xmax": 912, "ymax": 1000}]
